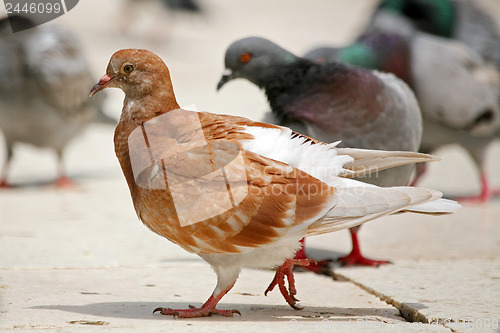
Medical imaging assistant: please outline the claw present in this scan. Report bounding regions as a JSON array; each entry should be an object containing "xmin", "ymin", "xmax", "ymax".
[{"xmin": 265, "ymin": 258, "xmax": 313, "ymax": 310}]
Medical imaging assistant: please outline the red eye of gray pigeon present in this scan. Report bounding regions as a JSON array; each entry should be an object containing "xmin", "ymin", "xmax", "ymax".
[{"xmin": 240, "ymin": 52, "xmax": 251, "ymax": 63}]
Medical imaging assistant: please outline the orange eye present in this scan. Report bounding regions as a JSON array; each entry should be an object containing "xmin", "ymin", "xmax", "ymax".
[{"xmin": 240, "ymin": 53, "xmax": 251, "ymax": 63}]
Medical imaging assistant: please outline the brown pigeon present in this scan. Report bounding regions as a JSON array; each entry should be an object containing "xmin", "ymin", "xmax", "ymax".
[{"xmin": 91, "ymin": 48, "xmax": 460, "ymax": 317}]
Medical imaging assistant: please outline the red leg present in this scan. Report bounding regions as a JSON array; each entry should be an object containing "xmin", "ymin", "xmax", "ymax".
[
  {"xmin": 456, "ymin": 173, "xmax": 491, "ymax": 203},
  {"xmin": 293, "ymin": 238, "xmax": 332, "ymax": 274},
  {"xmin": 154, "ymin": 283, "xmax": 240, "ymax": 318},
  {"xmin": 0, "ymin": 157, "xmax": 11, "ymax": 189},
  {"xmin": 338, "ymin": 228, "xmax": 391, "ymax": 267},
  {"xmin": 265, "ymin": 258, "xmax": 313, "ymax": 310},
  {"xmin": 54, "ymin": 151, "xmax": 74, "ymax": 188}
]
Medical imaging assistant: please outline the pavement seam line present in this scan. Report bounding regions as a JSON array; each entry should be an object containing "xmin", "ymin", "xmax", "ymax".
[{"xmin": 331, "ymin": 271, "xmax": 454, "ymax": 331}]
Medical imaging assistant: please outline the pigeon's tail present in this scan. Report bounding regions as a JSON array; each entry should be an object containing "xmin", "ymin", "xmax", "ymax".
[
  {"xmin": 406, "ymin": 198, "xmax": 461, "ymax": 214},
  {"xmin": 337, "ymin": 148, "xmax": 439, "ymax": 178},
  {"xmin": 306, "ymin": 186, "xmax": 460, "ymax": 237}
]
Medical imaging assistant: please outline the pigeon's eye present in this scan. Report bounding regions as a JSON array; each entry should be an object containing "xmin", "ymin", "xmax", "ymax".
[
  {"xmin": 240, "ymin": 53, "xmax": 251, "ymax": 63},
  {"xmin": 121, "ymin": 63, "xmax": 135, "ymax": 74}
]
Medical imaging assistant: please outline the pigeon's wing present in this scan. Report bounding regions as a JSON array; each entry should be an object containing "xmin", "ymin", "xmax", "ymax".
[
  {"xmin": 22, "ymin": 25, "xmax": 96, "ymax": 117},
  {"xmin": 131, "ymin": 110, "xmax": 339, "ymax": 254},
  {"xmin": 258, "ymin": 127, "xmax": 437, "ymax": 179}
]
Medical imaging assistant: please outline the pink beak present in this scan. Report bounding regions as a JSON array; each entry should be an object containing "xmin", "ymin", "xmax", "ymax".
[{"xmin": 90, "ymin": 74, "xmax": 113, "ymax": 97}]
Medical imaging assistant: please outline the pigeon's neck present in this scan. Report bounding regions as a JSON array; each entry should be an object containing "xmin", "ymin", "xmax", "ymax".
[
  {"xmin": 121, "ymin": 89, "xmax": 180, "ymax": 123},
  {"xmin": 268, "ymin": 63, "xmax": 388, "ymax": 132},
  {"xmin": 263, "ymin": 58, "xmax": 314, "ymax": 93}
]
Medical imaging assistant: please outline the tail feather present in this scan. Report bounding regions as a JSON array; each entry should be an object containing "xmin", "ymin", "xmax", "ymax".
[
  {"xmin": 337, "ymin": 148, "xmax": 439, "ymax": 178},
  {"xmin": 306, "ymin": 186, "xmax": 459, "ymax": 237}
]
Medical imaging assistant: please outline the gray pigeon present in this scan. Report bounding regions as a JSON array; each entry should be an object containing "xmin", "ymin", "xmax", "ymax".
[
  {"xmin": 365, "ymin": 7, "xmax": 500, "ymax": 201},
  {"xmin": 0, "ymin": 16, "xmax": 109, "ymax": 188},
  {"xmin": 217, "ymin": 36, "xmax": 423, "ymax": 268},
  {"xmin": 372, "ymin": 0, "xmax": 500, "ymax": 68}
]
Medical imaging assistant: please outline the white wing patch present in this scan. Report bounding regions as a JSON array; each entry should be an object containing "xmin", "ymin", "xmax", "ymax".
[{"xmin": 240, "ymin": 125, "xmax": 354, "ymax": 184}]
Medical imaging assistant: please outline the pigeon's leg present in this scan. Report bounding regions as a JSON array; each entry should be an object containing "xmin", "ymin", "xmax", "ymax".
[
  {"xmin": 265, "ymin": 258, "xmax": 313, "ymax": 310},
  {"xmin": 338, "ymin": 227, "xmax": 391, "ymax": 267},
  {"xmin": 54, "ymin": 150, "xmax": 73, "ymax": 188},
  {"xmin": 154, "ymin": 267, "xmax": 241, "ymax": 318},
  {"xmin": 454, "ymin": 148, "xmax": 493, "ymax": 202},
  {"xmin": 456, "ymin": 173, "xmax": 491, "ymax": 203},
  {"xmin": 293, "ymin": 238, "xmax": 333, "ymax": 274},
  {"xmin": 0, "ymin": 144, "xmax": 13, "ymax": 188},
  {"xmin": 478, "ymin": 173, "xmax": 492, "ymax": 202}
]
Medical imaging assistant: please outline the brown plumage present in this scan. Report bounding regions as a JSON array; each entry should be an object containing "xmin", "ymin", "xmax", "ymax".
[{"xmin": 90, "ymin": 49, "xmax": 460, "ymax": 318}]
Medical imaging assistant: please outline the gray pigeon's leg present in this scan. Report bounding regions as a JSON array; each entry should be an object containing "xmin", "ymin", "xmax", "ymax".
[
  {"xmin": 458, "ymin": 145, "xmax": 491, "ymax": 202},
  {"xmin": 338, "ymin": 227, "xmax": 392, "ymax": 267},
  {"xmin": 54, "ymin": 149, "xmax": 73, "ymax": 188},
  {"xmin": 0, "ymin": 143, "xmax": 13, "ymax": 188}
]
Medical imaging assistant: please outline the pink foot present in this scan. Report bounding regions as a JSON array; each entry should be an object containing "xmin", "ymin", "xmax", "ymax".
[
  {"xmin": 153, "ymin": 305, "xmax": 240, "ymax": 318},
  {"xmin": 265, "ymin": 258, "xmax": 312, "ymax": 310},
  {"xmin": 293, "ymin": 238, "xmax": 332, "ymax": 274},
  {"xmin": 338, "ymin": 229, "xmax": 391, "ymax": 267},
  {"xmin": 153, "ymin": 285, "xmax": 240, "ymax": 318},
  {"xmin": 54, "ymin": 176, "xmax": 74, "ymax": 188},
  {"xmin": 338, "ymin": 251, "xmax": 391, "ymax": 267}
]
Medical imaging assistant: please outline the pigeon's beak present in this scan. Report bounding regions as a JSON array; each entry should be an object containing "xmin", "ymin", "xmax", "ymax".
[
  {"xmin": 90, "ymin": 74, "xmax": 114, "ymax": 97},
  {"xmin": 216, "ymin": 68, "xmax": 234, "ymax": 91}
]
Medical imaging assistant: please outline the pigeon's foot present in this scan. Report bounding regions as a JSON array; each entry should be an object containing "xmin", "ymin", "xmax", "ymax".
[
  {"xmin": 338, "ymin": 228, "xmax": 392, "ymax": 267},
  {"xmin": 153, "ymin": 285, "xmax": 240, "ymax": 318},
  {"xmin": 265, "ymin": 258, "xmax": 312, "ymax": 310},
  {"xmin": 153, "ymin": 305, "xmax": 240, "ymax": 318},
  {"xmin": 338, "ymin": 251, "xmax": 391, "ymax": 267},
  {"xmin": 0, "ymin": 179, "xmax": 11, "ymax": 189},
  {"xmin": 54, "ymin": 176, "xmax": 74, "ymax": 188}
]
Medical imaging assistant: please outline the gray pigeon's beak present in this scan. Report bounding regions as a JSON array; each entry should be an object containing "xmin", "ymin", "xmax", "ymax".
[
  {"xmin": 90, "ymin": 74, "xmax": 114, "ymax": 97},
  {"xmin": 216, "ymin": 68, "xmax": 234, "ymax": 91}
]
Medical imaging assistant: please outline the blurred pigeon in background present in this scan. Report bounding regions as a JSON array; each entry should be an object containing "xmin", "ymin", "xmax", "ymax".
[
  {"xmin": 116, "ymin": 0, "xmax": 203, "ymax": 38},
  {"xmin": 0, "ymin": 15, "xmax": 111, "ymax": 188},
  {"xmin": 364, "ymin": 2, "xmax": 500, "ymax": 201},
  {"xmin": 217, "ymin": 36, "xmax": 423, "ymax": 269},
  {"xmin": 372, "ymin": 0, "xmax": 500, "ymax": 68}
]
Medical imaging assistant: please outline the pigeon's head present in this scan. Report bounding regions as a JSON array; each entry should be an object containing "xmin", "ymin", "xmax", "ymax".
[
  {"xmin": 90, "ymin": 49, "xmax": 175, "ymax": 101},
  {"xmin": 217, "ymin": 37, "xmax": 299, "ymax": 90}
]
